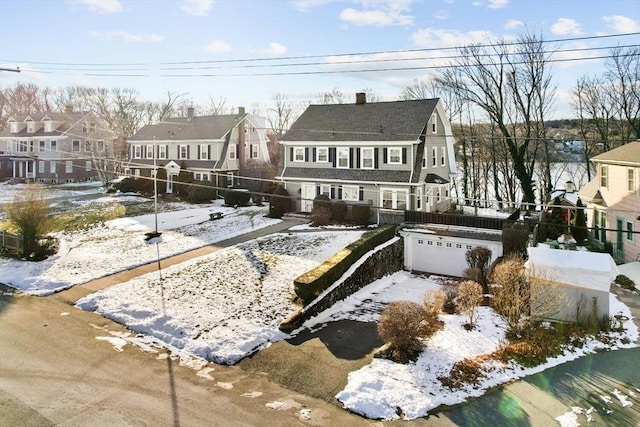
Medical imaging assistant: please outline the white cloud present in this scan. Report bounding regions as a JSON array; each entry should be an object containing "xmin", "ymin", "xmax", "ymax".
[
  {"xmin": 202, "ymin": 40, "xmax": 232, "ymax": 53},
  {"xmin": 411, "ymin": 28, "xmax": 496, "ymax": 48},
  {"xmin": 603, "ymin": 15, "xmax": 640, "ymax": 33},
  {"xmin": 262, "ymin": 42, "xmax": 287, "ymax": 55},
  {"xmin": 181, "ymin": 0, "xmax": 214, "ymax": 16},
  {"xmin": 488, "ymin": 0, "xmax": 508, "ymax": 9},
  {"xmin": 434, "ymin": 10, "xmax": 449, "ymax": 20},
  {"xmin": 292, "ymin": 0, "xmax": 337, "ymax": 12},
  {"xmin": 504, "ymin": 19, "xmax": 524, "ymax": 30},
  {"xmin": 340, "ymin": 7, "xmax": 413, "ymax": 27},
  {"xmin": 68, "ymin": 0, "xmax": 122, "ymax": 13},
  {"xmin": 90, "ymin": 31, "xmax": 164, "ymax": 43},
  {"xmin": 551, "ymin": 18, "xmax": 584, "ymax": 36}
]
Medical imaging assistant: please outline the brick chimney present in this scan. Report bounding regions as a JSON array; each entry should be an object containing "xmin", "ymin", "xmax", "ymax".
[{"xmin": 355, "ymin": 92, "xmax": 366, "ymax": 105}]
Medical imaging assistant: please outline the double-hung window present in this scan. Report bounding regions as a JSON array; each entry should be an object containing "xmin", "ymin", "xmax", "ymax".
[
  {"xmin": 179, "ymin": 145, "xmax": 188, "ymax": 160},
  {"xmin": 133, "ymin": 145, "xmax": 142, "ymax": 159},
  {"xmin": 146, "ymin": 144, "xmax": 154, "ymax": 159},
  {"xmin": 337, "ymin": 147, "xmax": 349, "ymax": 168},
  {"xmin": 361, "ymin": 147, "xmax": 374, "ymax": 169},
  {"xmin": 388, "ymin": 147, "xmax": 401, "ymax": 164},
  {"xmin": 200, "ymin": 144, "xmax": 208, "ymax": 160},
  {"xmin": 342, "ymin": 185, "xmax": 359, "ymax": 201},
  {"xmin": 441, "ymin": 147, "xmax": 446, "ymax": 166},
  {"xmin": 600, "ymin": 165, "xmax": 608, "ymax": 188},
  {"xmin": 72, "ymin": 140, "xmax": 80, "ymax": 152},
  {"xmin": 158, "ymin": 145, "xmax": 167, "ymax": 160},
  {"xmin": 628, "ymin": 168, "xmax": 636, "ymax": 192},
  {"xmin": 293, "ymin": 147, "xmax": 305, "ymax": 162},
  {"xmin": 317, "ymin": 147, "xmax": 328, "ymax": 162}
]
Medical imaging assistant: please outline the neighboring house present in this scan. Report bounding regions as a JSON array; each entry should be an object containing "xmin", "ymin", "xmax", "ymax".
[
  {"xmin": 0, "ymin": 109, "xmax": 115, "ymax": 183},
  {"xmin": 277, "ymin": 94, "xmax": 457, "ymax": 221},
  {"xmin": 126, "ymin": 108, "xmax": 270, "ymax": 193},
  {"xmin": 579, "ymin": 141, "xmax": 640, "ymax": 264},
  {"xmin": 525, "ymin": 246, "xmax": 617, "ymax": 323}
]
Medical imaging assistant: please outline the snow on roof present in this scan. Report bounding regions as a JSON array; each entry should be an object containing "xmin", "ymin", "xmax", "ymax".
[{"xmin": 526, "ymin": 246, "xmax": 618, "ymax": 292}]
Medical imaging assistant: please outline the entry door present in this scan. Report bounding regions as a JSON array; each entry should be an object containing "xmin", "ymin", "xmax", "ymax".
[
  {"xmin": 301, "ymin": 183, "xmax": 315, "ymax": 212},
  {"xmin": 167, "ymin": 174, "xmax": 174, "ymax": 194}
]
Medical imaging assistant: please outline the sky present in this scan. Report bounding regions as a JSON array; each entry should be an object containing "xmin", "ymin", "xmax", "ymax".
[
  {"xmin": 1, "ymin": 0, "xmax": 639, "ymax": 118},
  {"xmin": 0, "ymin": 183, "xmax": 637, "ymax": 422}
]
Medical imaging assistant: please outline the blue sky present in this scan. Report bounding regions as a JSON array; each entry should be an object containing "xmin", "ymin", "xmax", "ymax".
[{"xmin": 1, "ymin": 0, "xmax": 639, "ymax": 118}]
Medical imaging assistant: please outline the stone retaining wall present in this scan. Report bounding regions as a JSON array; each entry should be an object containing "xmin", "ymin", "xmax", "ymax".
[{"xmin": 279, "ymin": 237, "xmax": 404, "ymax": 333}]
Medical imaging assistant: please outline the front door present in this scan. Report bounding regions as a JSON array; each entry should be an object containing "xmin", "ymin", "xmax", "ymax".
[
  {"xmin": 167, "ymin": 174, "xmax": 175, "ymax": 194},
  {"xmin": 301, "ymin": 183, "xmax": 315, "ymax": 213}
]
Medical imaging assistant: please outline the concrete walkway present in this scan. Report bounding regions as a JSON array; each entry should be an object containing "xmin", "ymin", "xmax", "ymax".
[{"xmin": 51, "ymin": 217, "xmax": 306, "ymax": 305}]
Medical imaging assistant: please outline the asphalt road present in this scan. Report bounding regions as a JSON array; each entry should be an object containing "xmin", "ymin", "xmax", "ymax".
[{"xmin": 0, "ymin": 285, "xmax": 378, "ymax": 427}]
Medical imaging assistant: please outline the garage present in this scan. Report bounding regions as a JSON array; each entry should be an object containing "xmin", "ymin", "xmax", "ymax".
[{"xmin": 400, "ymin": 225, "xmax": 503, "ymax": 278}]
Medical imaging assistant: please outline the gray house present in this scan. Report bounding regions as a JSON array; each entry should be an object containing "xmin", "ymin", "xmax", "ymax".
[
  {"xmin": 126, "ymin": 108, "xmax": 270, "ymax": 193},
  {"xmin": 277, "ymin": 94, "xmax": 457, "ymax": 222}
]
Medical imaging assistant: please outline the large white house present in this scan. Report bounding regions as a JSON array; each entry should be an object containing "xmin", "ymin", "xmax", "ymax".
[{"xmin": 277, "ymin": 94, "xmax": 457, "ymax": 222}]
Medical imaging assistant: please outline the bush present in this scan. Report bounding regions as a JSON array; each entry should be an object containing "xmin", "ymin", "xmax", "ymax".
[
  {"xmin": 441, "ymin": 282, "xmax": 458, "ymax": 314},
  {"xmin": 114, "ymin": 176, "xmax": 153, "ymax": 195},
  {"xmin": 456, "ymin": 280, "xmax": 484, "ymax": 329},
  {"xmin": 377, "ymin": 301, "xmax": 442, "ymax": 363},
  {"xmin": 311, "ymin": 206, "xmax": 332, "ymax": 226},
  {"xmin": 465, "ymin": 246, "xmax": 492, "ymax": 292},
  {"xmin": 439, "ymin": 358, "xmax": 486, "ymax": 389},
  {"xmin": 268, "ymin": 185, "xmax": 291, "ymax": 218},
  {"xmin": 330, "ymin": 200, "xmax": 348, "ymax": 222},
  {"xmin": 423, "ymin": 289, "xmax": 445, "ymax": 318},
  {"xmin": 489, "ymin": 254, "xmax": 529, "ymax": 334},
  {"xmin": 312, "ymin": 194, "xmax": 331, "ymax": 210},
  {"xmin": 185, "ymin": 183, "xmax": 217, "ymax": 204},
  {"xmin": 615, "ymin": 274, "xmax": 637, "ymax": 291},
  {"xmin": 4, "ymin": 185, "xmax": 53, "ymax": 259},
  {"xmin": 224, "ymin": 188, "xmax": 251, "ymax": 207},
  {"xmin": 352, "ymin": 204, "xmax": 370, "ymax": 225}
]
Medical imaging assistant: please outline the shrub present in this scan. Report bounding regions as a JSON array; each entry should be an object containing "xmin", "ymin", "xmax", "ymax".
[
  {"xmin": 4, "ymin": 185, "xmax": 53, "ymax": 259},
  {"xmin": 615, "ymin": 274, "xmax": 637, "ymax": 291},
  {"xmin": 502, "ymin": 222, "xmax": 531, "ymax": 257},
  {"xmin": 441, "ymin": 282, "xmax": 458, "ymax": 314},
  {"xmin": 268, "ymin": 185, "xmax": 291, "ymax": 218},
  {"xmin": 456, "ymin": 280, "xmax": 484, "ymax": 329},
  {"xmin": 185, "ymin": 183, "xmax": 217, "ymax": 204},
  {"xmin": 114, "ymin": 176, "xmax": 153, "ymax": 195},
  {"xmin": 439, "ymin": 357, "xmax": 486, "ymax": 389},
  {"xmin": 465, "ymin": 246, "xmax": 492, "ymax": 292},
  {"xmin": 224, "ymin": 188, "xmax": 251, "ymax": 207},
  {"xmin": 330, "ymin": 200, "xmax": 348, "ymax": 222},
  {"xmin": 489, "ymin": 254, "xmax": 529, "ymax": 334},
  {"xmin": 352, "ymin": 204, "xmax": 370, "ymax": 225},
  {"xmin": 377, "ymin": 301, "xmax": 442, "ymax": 363},
  {"xmin": 423, "ymin": 289, "xmax": 445, "ymax": 318},
  {"xmin": 312, "ymin": 194, "xmax": 331, "ymax": 210},
  {"xmin": 311, "ymin": 206, "xmax": 332, "ymax": 226}
]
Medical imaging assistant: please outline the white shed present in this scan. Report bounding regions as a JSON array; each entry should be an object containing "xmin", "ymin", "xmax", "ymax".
[{"xmin": 525, "ymin": 247, "xmax": 619, "ymax": 322}]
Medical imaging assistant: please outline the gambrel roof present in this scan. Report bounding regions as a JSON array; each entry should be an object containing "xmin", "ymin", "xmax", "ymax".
[
  {"xmin": 282, "ymin": 98, "xmax": 440, "ymax": 142},
  {"xmin": 129, "ymin": 114, "xmax": 247, "ymax": 141}
]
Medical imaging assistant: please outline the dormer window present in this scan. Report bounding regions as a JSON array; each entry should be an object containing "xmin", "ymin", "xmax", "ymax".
[
  {"xmin": 9, "ymin": 121, "xmax": 18, "ymax": 133},
  {"xmin": 26, "ymin": 120, "xmax": 35, "ymax": 133},
  {"xmin": 43, "ymin": 119, "xmax": 53, "ymax": 132}
]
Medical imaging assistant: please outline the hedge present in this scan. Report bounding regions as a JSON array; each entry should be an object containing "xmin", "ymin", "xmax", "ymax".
[{"xmin": 293, "ymin": 224, "xmax": 396, "ymax": 305}]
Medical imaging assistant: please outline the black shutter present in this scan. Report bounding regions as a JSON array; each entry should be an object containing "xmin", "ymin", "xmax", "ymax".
[
  {"xmin": 383, "ymin": 147, "xmax": 388, "ymax": 163},
  {"xmin": 208, "ymin": 145, "xmax": 211, "ymax": 160},
  {"xmin": 348, "ymin": 148, "xmax": 353, "ymax": 168},
  {"xmin": 338, "ymin": 186, "xmax": 343, "ymax": 199},
  {"xmin": 187, "ymin": 145, "xmax": 191, "ymax": 159},
  {"xmin": 359, "ymin": 187, "xmax": 364, "ymax": 201},
  {"xmin": 374, "ymin": 148, "xmax": 379, "ymax": 168},
  {"xmin": 402, "ymin": 147, "xmax": 407, "ymax": 164},
  {"xmin": 305, "ymin": 147, "xmax": 309, "ymax": 162},
  {"xmin": 356, "ymin": 148, "xmax": 361, "ymax": 168},
  {"xmin": 197, "ymin": 145, "xmax": 201, "ymax": 160},
  {"xmin": 289, "ymin": 147, "xmax": 293, "ymax": 162},
  {"xmin": 249, "ymin": 144, "xmax": 253, "ymax": 159},
  {"xmin": 330, "ymin": 147, "xmax": 336, "ymax": 167},
  {"xmin": 142, "ymin": 145, "xmax": 147, "ymax": 158},
  {"xmin": 316, "ymin": 185, "xmax": 320, "ymax": 195},
  {"xmin": 330, "ymin": 186, "xmax": 335, "ymax": 199},
  {"xmin": 312, "ymin": 147, "xmax": 317, "ymax": 162}
]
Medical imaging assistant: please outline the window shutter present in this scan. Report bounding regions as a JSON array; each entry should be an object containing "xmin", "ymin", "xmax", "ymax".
[
  {"xmin": 374, "ymin": 148, "xmax": 379, "ymax": 168},
  {"xmin": 330, "ymin": 147, "xmax": 336, "ymax": 167},
  {"xmin": 402, "ymin": 148, "xmax": 407, "ymax": 164},
  {"xmin": 359, "ymin": 187, "xmax": 364, "ymax": 201},
  {"xmin": 312, "ymin": 147, "xmax": 316, "ymax": 162},
  {"xmin": 356, "ymin": 148, "xmax": 361, "ymax": 168},
  {"xmin": 383, "ymin": 147, "xmax": 387, "ymax": 163},
  {"xmin": 330, "ymin": 186, "xmax": 335, "ymax": 199},
  {"xmin": 305, "ymin": 147, "xmax": 309, "ymax": 162},
  {"xmin": 316, "ymin": 185, "xmax": 320, "ymax": 195},
  {"xmin": 338, "ymin": 186, "xmax": 343, "ymax": 199},
  {"xmin": 290, "ymin": 147, "xmax": 293, "ymax": 162},
  {"xmin": 249, "ymin": 144, "xmax": 253, "ymax": 159},
  {"xmin": 197, "ymin": 146, "xmax": 201, "ymax": 160},
  {"xmin": 208, "ymin": 145, "xmax": 211, "ymax": 160},
  {"xmin": 187, "ymin": 145, "xmax": 191, "ymax": 159},
  {"xmin": 349, "ymin": 148, "xmax": 354, "ymax": 168}
]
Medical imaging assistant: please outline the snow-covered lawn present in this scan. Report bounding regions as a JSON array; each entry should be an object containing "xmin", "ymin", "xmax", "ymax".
[{"xmin": 1, "ymin": 187, "xmax": 638, "ymax": 422}]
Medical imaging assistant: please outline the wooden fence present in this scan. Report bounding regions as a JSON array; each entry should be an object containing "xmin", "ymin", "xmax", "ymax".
[{"xmin": 0, "ymin": 230, "xmax": 22, "ymax": 252}]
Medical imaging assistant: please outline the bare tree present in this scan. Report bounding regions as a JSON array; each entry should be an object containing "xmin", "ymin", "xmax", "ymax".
[
  {"xmin": 604, "ymin": 46, "xmax": 640, "ymax": 142},
  {"xmin": 205, "ymin": 96, "xmax": 229, "ymax": 115},
  {"xmin": 455, "ymin": 281, "xmax": 484, "ymax": 328},
  {"xmin": 267, "ymin": 93, "xmax": 296, "ymax": 140},
  {"xmin": 400, "ymin": 78, "xmax": 432, "ymax": 100},
  {"xmin": 436, "ymin": 31, "xmax": 555, "ymax": 206},
  {"xmin": 316, "ymin": 87, "xmax": 345, "ymax": 104}
]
